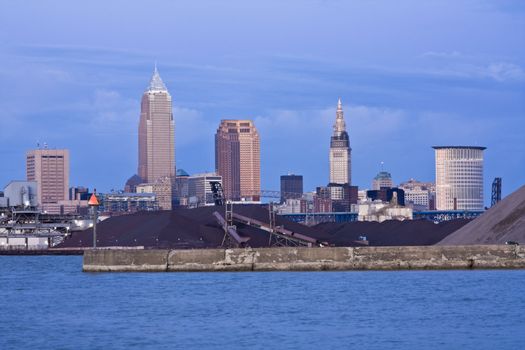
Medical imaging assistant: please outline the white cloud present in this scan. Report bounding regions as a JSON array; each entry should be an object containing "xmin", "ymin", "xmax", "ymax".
[
  {"xmin": 254, "ymin": 104, "xmax": 408, "ymax": 146},
  {"xmin": 174, "ymin": 107, "xmax": 212, "ymax": 147},
  {"xmin": 421, "ymin": 51, "xmax": 463, "ymax": 59},
  {"xmin": 486, "ymin": 62, "xmax": 525, "ymax": 81},
  {"xmin": 418, "ymin": 50, "xmax": 525, "ymax": 82},
  {"xmin": 88, "ymin": 89, "xmax": 137, "ymax": 133},
  {"xmin": 248, "ymin": 104, "xmax": 415, "ymax": 190}
]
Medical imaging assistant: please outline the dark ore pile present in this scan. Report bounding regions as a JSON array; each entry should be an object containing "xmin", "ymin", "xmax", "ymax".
[{"xmin": 58, "ymin": 204, "xmax": 470, "ymax": 249}]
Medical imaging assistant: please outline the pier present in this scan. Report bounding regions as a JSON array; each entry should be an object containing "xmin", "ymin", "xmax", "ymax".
[{"xmin": 83, "ymin": 245, "xmax": 525, "ymax": 272}]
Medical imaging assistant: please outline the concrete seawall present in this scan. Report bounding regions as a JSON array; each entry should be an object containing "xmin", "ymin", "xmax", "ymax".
[{"xmin": 83, "ymin": 245, "xmax": 525, "ymax": 272}]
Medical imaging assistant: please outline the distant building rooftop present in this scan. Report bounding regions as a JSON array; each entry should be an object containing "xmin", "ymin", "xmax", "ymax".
[
  {"xmin": 374, "ymin": 171, "xmax": 392, "ymax": 180},
  {"xmin": 432, "ymin": 146, "xmax": 486, "ymax": 150},
  {"xmin": 176, "ymin": 169, "xmax": 190, "ymax": 177}
]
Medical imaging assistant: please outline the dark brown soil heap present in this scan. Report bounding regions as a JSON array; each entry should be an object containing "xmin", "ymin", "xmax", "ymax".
[
  {"xmin": 58, "ymin": 204, "xmax": 470, "ymax": 249},
  {"xmin": 313, "ymin": 219, "xmax": 470, "ymax": 246},
  {"xmin": 59, "ymin": 205, "xmax": 318, "ymax": 249}
]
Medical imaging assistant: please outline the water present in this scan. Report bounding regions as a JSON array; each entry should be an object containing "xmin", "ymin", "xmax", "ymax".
[{"xmin": 1, "ymin": 256, "xmax": 524, "ymax": 349}]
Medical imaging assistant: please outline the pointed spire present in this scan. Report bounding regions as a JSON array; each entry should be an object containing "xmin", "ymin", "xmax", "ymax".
[
  {"xmin": 147, "ymin": 63, "xmax": 168, "ymax": 92},
  {"xmin": 333, "ymin": 97, "xmax": 346, "ymax": 135}
]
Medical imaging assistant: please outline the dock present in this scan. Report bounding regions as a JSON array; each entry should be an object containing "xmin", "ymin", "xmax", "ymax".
[{"xmin": 83, "ymin": 245, "xmax": 525, "ymax": 272}]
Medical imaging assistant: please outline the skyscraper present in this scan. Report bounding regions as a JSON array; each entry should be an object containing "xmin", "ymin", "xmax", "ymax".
[
  {"xmin": 280, "ymin": 174, "xmax": 303, "ymax": 203},
  {"xmin": 138, "ymin": 66, "xmax": 175, "ymax": 183},
  {"xmin": 26, "ymin": 149, "xmax": 69, "ymax": 206},
  {"xmin": 433, "ymin": 146, "xmax": 486, "ymax": 210},
  {"xmin": 329, "ymin": 98, "xmax": 351, "ymax": 185},
  {"xmin": 215, "ymin": 120, "xmax": 260, "ymax": 200}
]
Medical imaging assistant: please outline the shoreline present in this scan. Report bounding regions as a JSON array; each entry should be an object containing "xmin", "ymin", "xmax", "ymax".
[{"xmin": 0, "ymin": 248, "xmax": 84, "ymax": 256}]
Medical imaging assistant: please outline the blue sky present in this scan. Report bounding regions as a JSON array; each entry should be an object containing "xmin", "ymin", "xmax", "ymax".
[{"xmin": 0, "ymin": 0, "xmax": 524, "ymax": 203}]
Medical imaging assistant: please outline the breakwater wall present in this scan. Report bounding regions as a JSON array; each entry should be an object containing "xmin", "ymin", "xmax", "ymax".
[{"xmin": 83, "ymin": 245, "xmax": 525, "ymax": 272}]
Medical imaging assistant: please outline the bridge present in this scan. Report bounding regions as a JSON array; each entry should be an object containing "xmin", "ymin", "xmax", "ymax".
[
  {"xmin": 412, "ymin": 210, "xmax": 484, "ymax": 222},
  {"xmin": 279, "ymin": 212, "xmax": 358, "ymax": 225},
  {"xmin": 279, "ymin": 210, "xmax": 484, "ymax": 225}
]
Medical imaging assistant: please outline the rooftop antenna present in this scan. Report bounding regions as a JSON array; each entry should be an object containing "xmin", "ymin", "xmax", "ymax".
[
  {"xmin": 380, "ymin": 161, "xmax": 384, "ymax": 172},
  {"xmin": 43, "ymin": 142, "xmax": 48, "ymax": 149}
]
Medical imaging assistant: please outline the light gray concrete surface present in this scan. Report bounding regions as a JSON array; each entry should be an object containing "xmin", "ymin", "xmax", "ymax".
[{"xmin": 83, "ymin": 245, "xmax": 525, "ymax": 272}]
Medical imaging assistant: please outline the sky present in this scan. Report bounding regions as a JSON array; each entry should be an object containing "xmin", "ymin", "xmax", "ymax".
[{"xmin": 0, "ymin": 0, "xmax": 524, "ymax": 204}]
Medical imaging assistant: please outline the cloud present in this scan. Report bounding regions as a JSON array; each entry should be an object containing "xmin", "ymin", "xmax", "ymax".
[
  {"xmin": 254, "ymin": 104, "xmax": 408, "ymax": 150},
  {"xmin": 348, "ymin": 105, "xmax": 407, "ymax": 136},
  {"xmin": 418, "ymin": 50, "xmax": 525, "ymax": 82},
  {"xmin": 421, "ymin": 51, "xmax": 463, "ymax": 59},
  {"xmin": 486, "ymin": 62, "xmax": 525, "ymax": 81},
  {"xmin": 87, "ymin": 89, "xmax": 138, "ymax": 134},
  {"xmin": 251, "ymin": 102, "xmax": 520, "ymax": 190},
  {"xmin": 174, "ymin": 107, "xmax": 213, "ymax": 147},
  {"xmin": 422, "ymin": 61, "xmax": 525, "ymax": 82},
  {"xmin": 251, "ymin": 103, "xmax": 411, "ymax": 190}
]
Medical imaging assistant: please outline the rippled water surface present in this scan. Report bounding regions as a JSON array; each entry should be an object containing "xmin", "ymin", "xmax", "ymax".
[{"xmin": 1, "ymin": 256, "xmax": 524, "ymax": 349}]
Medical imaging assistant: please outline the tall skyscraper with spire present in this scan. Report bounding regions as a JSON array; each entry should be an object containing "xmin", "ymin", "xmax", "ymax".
[
  {"xmin": 329, "ymin": 98, "xmax": 351, "ymax": 185},
  {"xmin": 138, "ymin": 65, "xmax": 175, "ymax": 183}
]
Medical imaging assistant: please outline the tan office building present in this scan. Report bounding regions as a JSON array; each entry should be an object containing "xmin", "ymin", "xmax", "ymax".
[
  {"xmin": 138, "ymin": 66, "xmax": 175, "ymax": 183},
  {"xmin": 26, "ymin": 149, "xmax": 69, "ymax": 206},
  {"xmin": 215, "ymin": 120, "xmax": 260, "ymax": 200}
]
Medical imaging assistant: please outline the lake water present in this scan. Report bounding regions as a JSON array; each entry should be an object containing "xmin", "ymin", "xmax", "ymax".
[{"xmin": 1, "ymin": 256, "xmax": 524, "ymax": 349}]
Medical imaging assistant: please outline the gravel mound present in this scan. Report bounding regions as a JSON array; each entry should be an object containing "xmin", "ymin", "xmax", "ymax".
[
  {"xmin": 58, "ymin": 204, "xmax": 470, "ymax": 248},
  {"xmin": 438, "ymin": 185, "xmax": 525, "ymax": 245},
  {"xmin": 312, "ymin": 219, "xmax": 469, "ymax": 246}
]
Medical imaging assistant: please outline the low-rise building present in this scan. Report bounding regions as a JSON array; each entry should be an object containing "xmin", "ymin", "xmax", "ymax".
[
  {"xmin": 2, "ymin": 181, "xmax": 38, "ymax": 208},
  {"xmin": 99, "ymin": 192, "xmax": 158, "ymax": 214},
  {"xmin": 314, "ymin": 197, "xmax": 332, "ymax": 213},
  {"xmin": 173, "ymin": 169, "xmax": 190, "ymax": 207},
  {"xmin": 352, "ymin": 196, "xmax": 412, "ymax": 222},
  {"xmin": 188, "ymin": 173, "xmax": 222, "ymax": 207},
  {"xmin": 277, "ymin": 198, "xmax": 303, "ymax": 214},
  {"xmin": 366, "ymin": 188, "xmax": 405, "ymax": 206},
  {"xmin": 134, "ymin": 177, "xmax": 172, "ymax": 210},
  {"xmin": 153, "ymin": 177, "xmax": 172, "ymax": 210},
  {"xmin": 42, "ymin": 199, "xmax": 89, "ymax": 215},
  {"xmin": 398, "ymin": 178, "xmax": 436, "ymax": 210},
  {"xmin": 69, "ymin": 186, "xmax": 90, "ymax": 201},
  {"xmin": 136, "ymin": 184, "xmax": 154, "ymax": 194},
  {"xmin": 124, "ymin": 174, "xmax": 144, "ymax": 193},
  {"xmin": 372, "ymin": 171, "xmax": 393, "ymax": 190}
]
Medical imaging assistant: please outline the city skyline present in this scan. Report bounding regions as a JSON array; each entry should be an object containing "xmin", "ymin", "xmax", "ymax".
[{"xmin": 1, "ymin": 1, "xmax": 524, "ymax": 205}]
